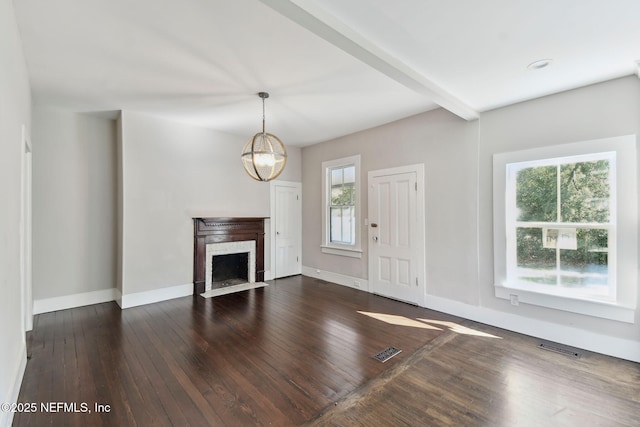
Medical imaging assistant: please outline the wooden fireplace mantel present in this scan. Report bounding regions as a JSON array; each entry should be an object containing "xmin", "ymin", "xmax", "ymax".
[{"xmin": 193, "ymin": 217, "xmax": 266, "ymax": 295}]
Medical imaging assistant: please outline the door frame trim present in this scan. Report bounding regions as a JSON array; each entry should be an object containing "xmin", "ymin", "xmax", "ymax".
[
  {"xmin": 20, "ymin": 124, "xmax": 33, "ymax": 332},
  {"xmin": 270, "ymin": 180, "xmax": 302, "ymax": 279},
  {"xmin": 368, "ymin": 164, "xmax": 426, "ymax": 306}
]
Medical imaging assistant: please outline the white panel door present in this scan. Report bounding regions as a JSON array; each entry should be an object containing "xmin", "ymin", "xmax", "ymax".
[
  {"xmin": 273, "ymin": 182, "xmax": 301, "ymax": 278},
  {"xmin": 369, "ymin": 168, "xmax": 423, "ymax": 305}
]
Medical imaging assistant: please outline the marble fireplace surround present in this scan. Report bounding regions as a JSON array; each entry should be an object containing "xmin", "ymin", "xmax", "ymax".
[
  {"xmin": 205, "ymin": 240, "xmax": 255, "ymax": 291},
  {"xmin": 192, "ymin": 217, "xmax": 266, "ymax": 295}
]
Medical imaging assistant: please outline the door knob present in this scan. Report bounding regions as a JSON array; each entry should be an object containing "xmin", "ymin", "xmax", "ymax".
[{"xmin": 373, "ymin": 236, "xmax": 378, "ymax": 242}]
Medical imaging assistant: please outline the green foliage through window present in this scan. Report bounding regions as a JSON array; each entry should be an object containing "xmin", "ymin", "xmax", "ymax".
[
  {"xmin": 509, "ymin": 153, "xmax": 614, "ymax": 295},
  {"xmin": 516, "ymin": 160, "xmax": 610, "ymax": 223}
]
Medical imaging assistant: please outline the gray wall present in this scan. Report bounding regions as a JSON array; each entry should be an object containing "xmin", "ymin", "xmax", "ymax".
[
  {"xmin": 0, "ymin": 0, "xmax": 31, "ymax": 422},
  {"xmin": 302, "ymin": 108, "xmax": 480, "ymax": 301},
  {"xmin": 32, "ymin": 107, "xmax": 117, "ymax": 300},
  {"xmin": 30, "ymin": 108, "xmax": 302, "ymax": 302},
  {"xmin": 478, "ymin": 76, "xmax": 640, "ymax": 340},
  {"xmin": 302, "ymin": 76, "xmax": 640, "ymax": 347},
  {"xmin": 120, "ymin": 111, "xmax": 301, "ymax": 295}
]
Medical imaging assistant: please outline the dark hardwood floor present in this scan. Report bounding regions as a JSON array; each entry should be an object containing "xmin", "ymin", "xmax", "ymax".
[
  {"xmin": 307, "ymin": 320, "xmax": 640, "ymax": 426},
  {"xmin": 14, "ymin": 276, "xmax": 640, "ymax": 426}
]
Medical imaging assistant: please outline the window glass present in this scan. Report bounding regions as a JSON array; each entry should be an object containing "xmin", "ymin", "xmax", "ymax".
[
  {"xmin": 560, "ymin": 160, "xmax": 610, "ymax": 223},
  {"xmin": 494, "ymin": 136, "xmax": 637, "ymax": 322},
  {"xmin": 516, "ymin": 165, "xmax": 557, "ymax": 222},
  {"xmin": 508, "ymin": 152, "xmax": 615, "ymax": 300},
  {"xmin": 329, "ymin": 165, "xmax": 356, "ymax": 245}
]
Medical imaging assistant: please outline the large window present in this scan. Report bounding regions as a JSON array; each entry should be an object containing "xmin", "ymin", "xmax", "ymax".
[
  {"xmin": 321, "ymin": 155, "xmax": 362, "ymax": 258},
  {"xmin": 493, "ymin": 135, "xmax": 637, "ymax": 323},
  {"xmin": 506, "ymin": 152, "xmax": 615, "ymax": 301}
]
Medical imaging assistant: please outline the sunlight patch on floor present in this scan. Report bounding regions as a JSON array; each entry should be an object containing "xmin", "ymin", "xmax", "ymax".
[
  {"xmin": 418, "ymin": 319, "xmax": 502, "ymax": 339},
  {"xmin": 357, "ymin": 311, "xmax": 502, "ymax": 338},
  {"xmin": 357, "ymin": 311, "xmax": 442, "ymax": 330}
]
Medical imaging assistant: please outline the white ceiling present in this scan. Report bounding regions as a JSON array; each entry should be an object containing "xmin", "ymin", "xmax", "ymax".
[{"xmin": 14, "ymin": 0, "xmax": 640, "ymax": 146}]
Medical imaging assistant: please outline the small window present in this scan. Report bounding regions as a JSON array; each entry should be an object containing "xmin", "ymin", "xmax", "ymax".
[
  {"xmin": 321, "ymin": 155, "xmax": 362, "ymax": 258},
  {"xmin": 329, "ymin": 165, "xmax": 355, "ymax": 244}
]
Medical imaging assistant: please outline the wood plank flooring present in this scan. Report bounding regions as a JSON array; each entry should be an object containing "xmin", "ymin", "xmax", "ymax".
[
  {"xmin": 14, "ymin": 275, "xmax": 640, "ymax": 426},
  {"xmin": 307, "ymin": 321, "xmax": 640, "ymax": 426}
]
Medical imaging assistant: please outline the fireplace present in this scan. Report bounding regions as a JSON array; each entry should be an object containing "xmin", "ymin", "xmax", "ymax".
[{"xmin": 193, "ymin": 217, "xmax": 266, "ymax": 295}]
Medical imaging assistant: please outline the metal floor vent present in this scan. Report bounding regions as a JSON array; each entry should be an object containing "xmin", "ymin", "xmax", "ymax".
[
  {"xmin": 373, "ymin": 346, "xmax": 402, "ymax": 363},
  {"xmin": 538, "ymin": 342, "xmax": 581, "ymax": 358}
]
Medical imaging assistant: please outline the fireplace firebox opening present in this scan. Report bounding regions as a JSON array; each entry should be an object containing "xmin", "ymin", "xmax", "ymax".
[{"xmin": 212, "ymin": 252, "xmax": 249, "ymax": 288}]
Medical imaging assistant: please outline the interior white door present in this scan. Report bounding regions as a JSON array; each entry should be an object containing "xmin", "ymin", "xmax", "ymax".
[
  {"xmin": 273, "ymin": 182, "xmax": 302, "ymax": 278},
  {"xmin": 368, "ymin": 168, "xmax": 423, "ymax": 304}
]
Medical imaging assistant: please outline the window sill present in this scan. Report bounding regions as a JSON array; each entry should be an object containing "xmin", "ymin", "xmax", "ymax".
[
  {"xmin": 321, "ymin": 245, "xmax": 362, "ymax": 259},
  {"xmin": 495, "ymin": 284, "xmax": 635, "ymax": 323}
]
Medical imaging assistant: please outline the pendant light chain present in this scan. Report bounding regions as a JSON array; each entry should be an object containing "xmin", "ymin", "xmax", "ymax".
[
  {"xmin": 261, "ymin": 92, "xmax": 267, "ymax": 134},
  {"xmin": 262, "ymin": 97, "xmax": 266, "ymax": 134}
]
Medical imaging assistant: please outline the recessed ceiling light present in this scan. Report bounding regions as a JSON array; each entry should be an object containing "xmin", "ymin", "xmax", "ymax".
[{"xmin": 527, "ymin": 59, "xmax": 553, "ymax": 70}]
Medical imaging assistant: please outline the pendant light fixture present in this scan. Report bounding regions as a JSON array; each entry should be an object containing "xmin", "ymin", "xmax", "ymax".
[{"xmin": 241, "ymin": 92, "xmax": 287, "ymax": 181}]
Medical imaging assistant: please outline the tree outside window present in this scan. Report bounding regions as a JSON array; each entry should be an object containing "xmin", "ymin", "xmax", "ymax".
[{"xmin": 507, "ymin": 152, "xmax": 615, "ymax": 299}]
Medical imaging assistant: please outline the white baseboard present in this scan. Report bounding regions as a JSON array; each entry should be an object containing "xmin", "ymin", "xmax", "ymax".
[
  {"xmin": 1, "ymin": 342, "xmax": 27, "ymax": 427},
  {"xmin": 33, "ymin": 288, "xmax": 118, "ymax": 314},
  {"xmin": 302, "ymin": 266, "xmax": 640, "ymax": 363},
  {"xmin": 302, "ymin": 265, "xmax": 369, "ymax": 292},
  {"xmin": 119, "ymin": 283, "xmax": 192, "ymax": 309},
  {"xmin": 424, "ymin": 295, "xmax": 640, "ymax": 363},
  {"xmin": 33, "ymin": 283, "xmax": 195, "ymax": 313}
]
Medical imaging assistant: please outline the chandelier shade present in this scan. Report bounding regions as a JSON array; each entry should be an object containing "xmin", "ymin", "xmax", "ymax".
[
  {"xmin": 241, "ymin": 92, "xmax": 287, "ymax": 181},
  {"xmin": 241, "ymin": 132, "xmax": 287, "ymax": 181}
]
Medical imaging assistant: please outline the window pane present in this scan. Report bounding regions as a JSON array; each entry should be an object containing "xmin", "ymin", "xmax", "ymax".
[
  {"xmin": 331, "ymin": 187, "xmax": 343, "ymax": 205},
  {"xmin": 331, "ymin": 186, "xmax": 352, "ymax": 206},
  {"xmin": 343, "ymin": 165, "xmax": 355, "ymax": 184},
  {"xmin": 329, "ymin": 207, "xmax": 356, "ymax": 244},
  {"xmin": 331, "ymin": 168, "xmax": 343, "ymax": 186},
  {"xmin": 349, "ymin": 206, "xmax": 356, "ymax": 243},
  {"xmin": 346, "ymin": 186, "xmax": 354, "ymax": 204},
  {"xmin": 341, "ymin": 207, "xmax": 352, "ymax": 243},
  {"xmin": 330, "ymin": 207, "xmax": 342, "ymax": 242},
  {"xmin": 559, "ymin": 229, "xmax": 609, "ymax": 289},
  {"xmin": 561, "ymin": 160, "xmax": 610, "ymax": 223},
  {"xmin": 516, "ymin": 165, "xmax": 557, "ymax": 222},
  {"xmin": 516, "ymin": 227, "xmax": 557, "ymax": 285}
]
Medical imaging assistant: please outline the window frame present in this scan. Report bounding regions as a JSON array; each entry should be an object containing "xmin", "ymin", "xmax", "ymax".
[
  {"xmin": 505, "ymin": 151, "xmax": 616, "ymax": 301},
  {"xmin": 328, "ymin": 165, "xmax": 356, "ymax": 245},
  {"xmin": 321, "ymin": 155, "xmax": 362, "ymax": 258},
  {"xmin": 493, "ymin": 135, "xmax": 637, "ymax": 323}
]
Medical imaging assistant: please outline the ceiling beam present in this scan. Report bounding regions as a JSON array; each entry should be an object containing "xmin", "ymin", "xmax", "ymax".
[{"xmin": 260, "ymin": 0, "xmax": 479, "ymax": 121}]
